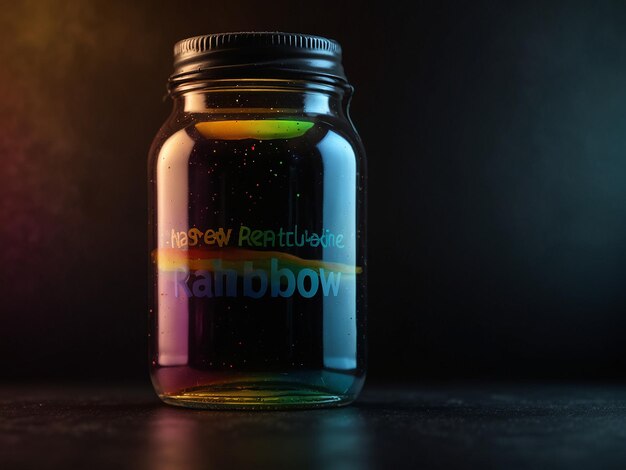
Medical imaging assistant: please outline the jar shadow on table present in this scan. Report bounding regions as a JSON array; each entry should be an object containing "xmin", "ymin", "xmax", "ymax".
[{"xmin": 138, "ymin": 406, "xmax": 372, "ymax": 470}]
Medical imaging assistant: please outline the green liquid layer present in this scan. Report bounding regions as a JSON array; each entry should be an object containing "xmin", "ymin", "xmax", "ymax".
[{"xmin": 154, "ymin": 370, "xmax": 364, "ymax": 410}]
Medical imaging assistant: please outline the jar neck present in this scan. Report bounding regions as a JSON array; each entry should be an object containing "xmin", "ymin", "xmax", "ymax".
[{"xmin": 172, "ymin": 79, "xmax": 351, "ymax": 118}]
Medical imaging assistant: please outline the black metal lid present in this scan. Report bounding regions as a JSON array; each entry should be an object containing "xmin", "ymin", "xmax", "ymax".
[{"xmin": 169, "ymin": 32, "xmax": 347, "ymax": 89}]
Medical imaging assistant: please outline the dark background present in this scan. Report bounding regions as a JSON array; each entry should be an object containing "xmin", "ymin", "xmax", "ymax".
[{"xmin": 1, "ymin": 0, "xmax": 626, "ymax": 383}]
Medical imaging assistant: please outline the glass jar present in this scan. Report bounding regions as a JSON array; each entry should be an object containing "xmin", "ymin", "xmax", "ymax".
[{"xmin": 148, "ymin": 32, "xmax": 367, "ymax": 409}]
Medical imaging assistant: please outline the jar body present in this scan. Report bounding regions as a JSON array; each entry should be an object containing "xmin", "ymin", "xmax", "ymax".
[{"xmin": 148, "ymin": 84, "xmax": 366, "ymax": 409}]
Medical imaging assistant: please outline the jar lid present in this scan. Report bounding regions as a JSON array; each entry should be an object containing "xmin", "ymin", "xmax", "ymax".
[{"xmin": 169, "ymin": 31, "xmax": 347, "ymax": 88}]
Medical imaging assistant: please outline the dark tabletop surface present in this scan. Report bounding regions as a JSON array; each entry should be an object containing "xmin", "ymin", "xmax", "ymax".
[{"xmin": 2, "ymin": 381, "xmax": 626, "ymax": 469}]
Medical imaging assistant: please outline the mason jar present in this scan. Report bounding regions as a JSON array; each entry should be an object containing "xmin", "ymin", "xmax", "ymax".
[{"xmin": 148, "ymin": 32, "xmax": 367, "ymax": 409}]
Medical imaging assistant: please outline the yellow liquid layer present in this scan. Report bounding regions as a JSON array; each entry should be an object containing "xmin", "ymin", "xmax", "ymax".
[
  {"xmin": 195, "ymin": 120, "xmax": 314, "ymax": 140},
  {"xmin": 153, "ymin": 247, "xmax": 361, "ymax": 275}
]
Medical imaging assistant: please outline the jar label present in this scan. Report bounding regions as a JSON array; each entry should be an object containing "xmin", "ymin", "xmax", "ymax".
[{"xmin": 154, "ymin": 225, "xmax": 360, "ymax": 299}]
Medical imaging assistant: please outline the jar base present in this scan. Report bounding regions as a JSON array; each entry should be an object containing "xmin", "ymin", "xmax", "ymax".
[{"xmin": 158, "ymin": 381, "xmax": 357, "ymax": 410}]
